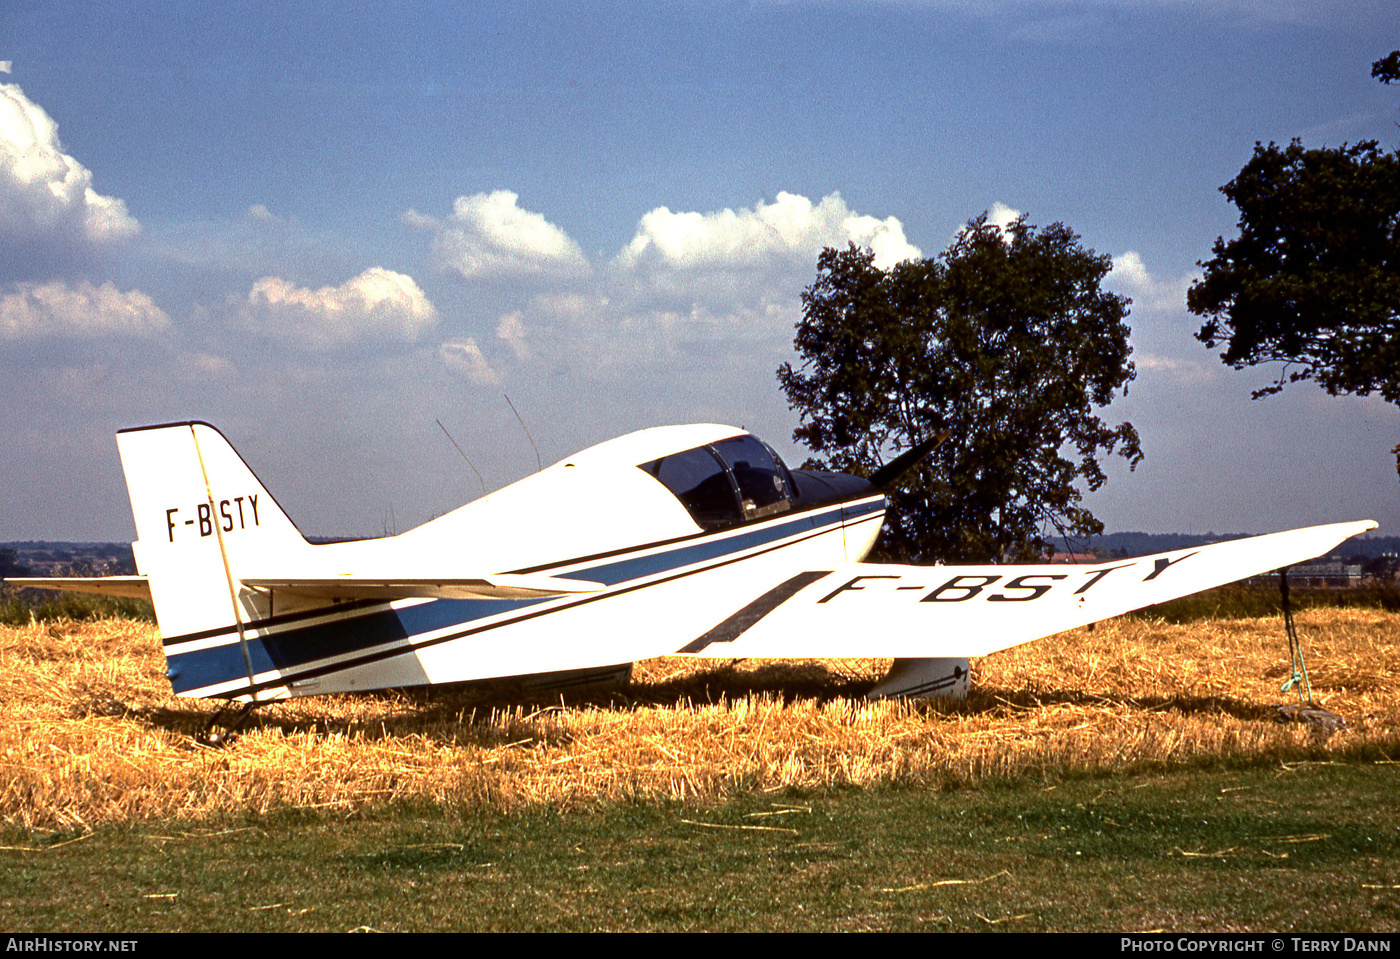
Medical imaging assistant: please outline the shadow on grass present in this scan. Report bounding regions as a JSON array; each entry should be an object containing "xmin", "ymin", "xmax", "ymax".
[
  {"xmin": 97, "ymin": 657, "xmax": 1319, "ymax": 749},
  {"xmin": 113, "ymin": 660, "xmax": 879, "ymax": 745}
]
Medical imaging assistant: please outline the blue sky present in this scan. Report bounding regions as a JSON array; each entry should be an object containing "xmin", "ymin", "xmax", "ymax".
[{"xmin": 2, "ymin": 0, "xmax": 1398, "ymax": 542}]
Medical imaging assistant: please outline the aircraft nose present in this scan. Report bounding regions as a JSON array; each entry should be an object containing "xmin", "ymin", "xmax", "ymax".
[{"xmin": 787, "ymin": 468, "xmax": 878, "ymax": 508}]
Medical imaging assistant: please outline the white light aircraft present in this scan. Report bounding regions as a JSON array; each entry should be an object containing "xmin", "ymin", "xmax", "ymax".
[{"xmin": 8, "ymin": 421, "xmax": 1377, "ymax": 710}]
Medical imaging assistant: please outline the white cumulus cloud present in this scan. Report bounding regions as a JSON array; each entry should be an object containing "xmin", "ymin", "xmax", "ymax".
[
  {"xmin": 987, "ymin": 201, "xmax": 1022, "ymax": 236},
  {"xmin": 0, "ymin": 82, "xmax": 139, "ymax": 248},
  {"xmin": 439, "ymin": 337, "xmax": 501, "ymax": 385},
  {"xmin": 1109, "ymin": 250, "xmax": 1194, "ymax": 313},
  {"xmin": 241, "ymin": 267, "xmax": 439, "ymax": 348},
  {"xmin": 1134, "ymin": 353, "xmax": 1215, "ymax": 384},
  {"xmin": 423, "ymin": 190, "xmax": 924, "ymax": 386},
  {"xmin": 495, "ymin": 310, "xmax": 534, "ymax": 362},
  {"xmin": 247, "ymin": 203, "xmax": 282, "ymax": 224},
  {"xmin": 405, "ymin": 190, "xmax": 589, "ymax": 280},
  {"xmin": 0, "ymin": 280, "xmax": 170, "ymax": 339},
  {"xmin": 616, "ymin": 191, "xmax": 920, "ymax": 273}
]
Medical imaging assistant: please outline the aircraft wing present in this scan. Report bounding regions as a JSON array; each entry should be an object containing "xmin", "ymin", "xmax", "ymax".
[
  {"xmin": 680, "ymin": 519, "xmax": 1378, "ymax": 659},
  {"xmin": 239, "ymin": 573, "xmax": 605, "ymax": 601},
  {"xmin": 5, "ymin": 572, "xmax": 601, "ymax": 603},
  {"xmin": 5, "ymin": 576, "xmax": 153, "ymax": 601}
]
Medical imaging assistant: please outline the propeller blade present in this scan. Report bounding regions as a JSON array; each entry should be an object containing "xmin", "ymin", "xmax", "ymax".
[{"xmin": 868, "ymin": 429, "xmax": 951, "ymax": 490}]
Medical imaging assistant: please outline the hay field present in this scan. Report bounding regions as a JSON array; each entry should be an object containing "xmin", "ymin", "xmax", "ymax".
[{"xmin": 2, "ymin": 610, "xmax": 1398, "ymax": 830}]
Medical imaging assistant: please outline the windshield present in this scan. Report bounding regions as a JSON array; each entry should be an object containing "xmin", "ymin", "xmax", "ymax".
[
  {"xmin": 710, "ymin": 435, "xmax": 791, "ymax": 520},
  {"xmin": 640, "ymin": 435, "xmax": 793, "ymax": 530}
]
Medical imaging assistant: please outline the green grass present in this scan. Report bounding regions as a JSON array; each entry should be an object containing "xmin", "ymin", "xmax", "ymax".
[
  {"xmin": 1134, "ymin": 582, "xmax": 1400, "ymax": 623},
  {"xmin": 0, "ymin": 587, "xmax": 154, "ymax": 626},
  {"xmin": 4, "ymin": 761, "xmax": 1398, "ymax": 932}
]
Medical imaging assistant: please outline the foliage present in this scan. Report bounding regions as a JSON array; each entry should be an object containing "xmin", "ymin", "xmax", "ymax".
[
  {"xmin": 1188, "ymin": 138, "xmax": 1400, "ymax": 403},
  {"xmin": 778, "ymin": 216, "xmax": 1141, "ymax": 563},
  {"xmin": 1374, "ymin": 49, "xmax": 1400, "ymax": 84},
  {"xmin": 0, "ymin": 548, "xmax": 30, "ymax": 580}
]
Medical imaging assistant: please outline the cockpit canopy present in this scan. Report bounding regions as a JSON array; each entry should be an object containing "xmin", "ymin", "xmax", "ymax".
[
  {"xmin": 639, "ymin": 434, "xmax": 794, "ymax": 530},
  {"xmin": 637, "ymin": 431, "xmax": 881, "ymax": 533}
]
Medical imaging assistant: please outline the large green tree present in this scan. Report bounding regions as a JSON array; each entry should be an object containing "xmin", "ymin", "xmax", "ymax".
[
  {"xmin": 1188, "ymin": 139, "xmax": 1400, "ymax": 403},
  {"xmin": 1188, "ymin": 54, "xmax": 1400, "ymax": 476},
  {"xmin": 778, "ymin": 215, "xmax": 1142, "ymax": 564}
]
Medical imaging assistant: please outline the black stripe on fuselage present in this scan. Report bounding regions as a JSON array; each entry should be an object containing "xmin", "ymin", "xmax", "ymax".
[
  {"xmin": 161, "ymin": 597, "xmax": 389, "ymax": 648},
  {"xmin": 679, "ymin": 570, "xmax": 832, "ymax": 653}
]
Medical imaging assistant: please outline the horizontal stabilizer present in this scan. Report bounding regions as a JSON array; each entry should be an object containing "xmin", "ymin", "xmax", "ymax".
[
  {"xmin": 5, "ymin": 576, "xmax": 153, "ymax": 601},
  {"xmin": 239, "ymin": 572, "xmax": 605, "ymax": 601}
]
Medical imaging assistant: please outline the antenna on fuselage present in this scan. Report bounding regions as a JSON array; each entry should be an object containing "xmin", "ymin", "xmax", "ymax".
[
  {"xmin": 504, "ymin": 394, "xmax": 542, "ymax": 472},
  {"xmin": 436, "ymin": 418, "xmax": 487, "ymax": 495}
]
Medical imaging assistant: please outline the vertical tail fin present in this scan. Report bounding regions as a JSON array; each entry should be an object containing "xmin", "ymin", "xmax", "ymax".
[{"xmin": 118, "ymin": 422, "xmax": 308, "ymax": 673}]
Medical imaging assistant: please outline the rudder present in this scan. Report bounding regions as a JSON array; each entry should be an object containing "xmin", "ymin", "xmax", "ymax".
[{"xmin": 117, "ymin": 421, "xmax": 308, "ymax": 648}]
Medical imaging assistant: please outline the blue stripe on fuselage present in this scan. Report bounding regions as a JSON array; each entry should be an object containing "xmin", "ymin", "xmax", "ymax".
[
  {"xmin": 554, "ymin": 503, "xmax": 842, "ymax": 585},
  {"xmin": 164, "ymin": 595, "xmax": 542, "ymax": 695},
  {"xmin": 165, "ymin": 496, "xmax": 882, "ymax": 696}
]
